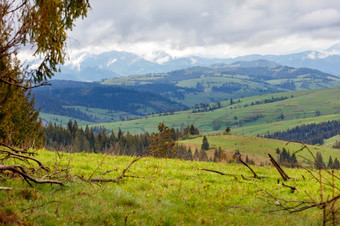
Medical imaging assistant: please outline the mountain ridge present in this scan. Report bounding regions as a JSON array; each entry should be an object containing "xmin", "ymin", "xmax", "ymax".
[{"xmin": 53, "ymin": 46, "xmax": 340, "ymax": 81}]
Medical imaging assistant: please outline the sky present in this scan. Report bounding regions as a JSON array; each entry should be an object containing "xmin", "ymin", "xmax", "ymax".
[{"xmin": 65, "ymin": 0, "xmax": 340, "ymax": 62}]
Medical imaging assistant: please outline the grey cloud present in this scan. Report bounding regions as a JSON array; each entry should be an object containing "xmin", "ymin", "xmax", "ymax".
[{"xmin": 70, "ymin": 0, "xmax": 340, "ymax": 53}]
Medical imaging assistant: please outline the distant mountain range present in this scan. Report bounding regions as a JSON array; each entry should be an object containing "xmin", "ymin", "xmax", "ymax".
[
  {"xmin": 52, "ymin": 44, "xmax": 340, "ymax": 81},
  {"xmin": 34, "ymin": 59, "xmax": 340, "ymax": 125}
]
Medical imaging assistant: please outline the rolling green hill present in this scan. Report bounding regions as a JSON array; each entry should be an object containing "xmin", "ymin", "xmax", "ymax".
[
  {"xmin": 86, "ymin": 88, "xmax": 340, "ymax": 137},
  {"xmin": 102, "ymin": 60, "xmax": 340, "ymax": 106},
  {"xmin": 178, "ymin": 134, "xmax": 340, "ymax": 165}
]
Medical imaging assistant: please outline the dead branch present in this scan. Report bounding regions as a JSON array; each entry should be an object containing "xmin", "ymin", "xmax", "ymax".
[
  {"xmin": 268, "ymin": 154, "xmax": 291, "ymax": 181},
  {"xmin": 0, "ymin": 142, "xmax": 36, "ymax": 155},
  {"xmin": 0, "ymin": 187, "xmax": 13, "ymax": 190},
  {"xmin": 282, "ymin": 182, "xmax": 298, "ymax": 193},
  {"xmin": 241, "ymin": 174, "xmax": 252, "ymax": 180},
  {"xmin": 0, "ymin": 165, "xmax": 63, "ymax": 186},
  {"xmin": 237, "ymin": 155, "xmax": 259, "ymax": 178},
  {"xmin": 96, "ymin": 169, "xmax": 118, "ymax": 178},
  {"xmin": 198, "ymin": 168, "xmax": 227, "ymax": 175},
  {"xmin": 0, "ymin": 149, "xmax": 50, "ymax": 171}
]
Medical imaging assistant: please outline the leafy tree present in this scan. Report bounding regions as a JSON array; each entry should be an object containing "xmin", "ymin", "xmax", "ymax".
[
  {"xmin": 201, "ymin": 136, "xmax": 209, "ymax": 150},
  {"xmin": 0, "ymin": 0, "xmax": 90, "ymax": 185}
]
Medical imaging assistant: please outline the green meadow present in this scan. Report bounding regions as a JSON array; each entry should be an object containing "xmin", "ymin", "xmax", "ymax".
[
  {"xmin": 86, "ymin": 88, "xmax": 340, "ymax": 135},
  {"xmin": 1, "ymin": 149, "xmax": 338, "ymax": 225}
]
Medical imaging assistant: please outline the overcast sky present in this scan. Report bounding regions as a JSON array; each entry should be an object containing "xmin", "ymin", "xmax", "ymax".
[{"xmin": 65, "ymin": 0, "xmax": 340, "ymax": 61}]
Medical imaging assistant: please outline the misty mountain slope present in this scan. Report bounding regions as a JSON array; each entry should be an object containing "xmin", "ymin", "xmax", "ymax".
[
  {"xmin": 51, "ymin": 46, "xmax": 340, "ymax": 81},
  {"xmin": 102, "ymin": 60, "xmax": 340, "ymax": 106},
  {"xmin": 34, "ymin": 81, "xmax": 187, "ymax": 123}
]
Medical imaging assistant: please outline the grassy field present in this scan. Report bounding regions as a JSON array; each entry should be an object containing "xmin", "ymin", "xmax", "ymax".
[
  {"xmin": 86, "ymin": 88, "xmax": 340, "ymax": 136},
  {"xmin": 178, "ymin": 134, "xmax": 340, "ymax": 165},
  {"xmin": 1, "ymin": 149, "xmax": 339, "ymax": 225}
]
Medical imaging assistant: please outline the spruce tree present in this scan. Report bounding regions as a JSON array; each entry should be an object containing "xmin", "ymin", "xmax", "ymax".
[{"xmin": 201, "ymin": 136, "xmax": 209, "ymax": 150}]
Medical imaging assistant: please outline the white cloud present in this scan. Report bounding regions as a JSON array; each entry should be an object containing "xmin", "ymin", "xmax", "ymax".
[{"xmin": 37, "ymin": 0, "xmax": 340, "ymax": 61}]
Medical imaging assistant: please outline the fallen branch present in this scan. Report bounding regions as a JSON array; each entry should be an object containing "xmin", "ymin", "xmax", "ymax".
[
  {"xmin": 237, "ymin": 155, "xmax": 259, "ymax": 178},
  {"xmin": 268, "ymin": 154, "xmax": 291, "ymax": 181},
  {"xmin": 0, "ymin": 187, "xmax": 13, "ymax": 190},
  {"xmin": 241, "ymin": 174, "xmax": 252, "ymax": 181},
  {"xmin": 0, "ymin": 149, "xmax": 50, "ymax": 172},
  {"xmin": 0, "ymin": 165, "xmax": 63, "ymax": 186},
  {"xmin": 198, "ymin": 168, "xmax": 227, "ymax": 175},
  {"xmin": 0, "ymin": 142, "xmax": 36, "ymax": 155},
  {"xmin": 282, "ymin": 182, "xmax": 298, "ymax": 193}
]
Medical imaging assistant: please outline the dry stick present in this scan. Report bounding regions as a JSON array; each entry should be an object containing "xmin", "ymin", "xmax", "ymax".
[
  {"xmin": 88, "ymin": 154, "xmax": 108, "ymax": 181},
  {"xmin": 0, "ymin": 142, "xmax": 35, "ymax": 155},
  {"xmin": 89, "ymin": 147, "xmax": 157, "ymax": 183},
  {"xmin": 268, "ymin": 154, "xmax": 290, "ymax": 181},
  {"xmin": 237, "ymin": 155, "xmax": 258, "ymax": 178},
  {"xmin": 0, "ymin": 165, "xmax": 63, "ymax": 186},
  {"xmin": 96, "ymin": 169, "xmax": 118, "ymax": 178},
  {"xmin": 282, "ymin": 182, "xmax": 298, "ymax": 193},
  {"xmin": 198, "ymin": 168, "xmax": 227, "ymax": 175},
  {"xmin": 0, "ymin": 187, "xmax": 13, "ymax": 190},
  {"xmin": 241, "ymin": 174, "xmax": 252, "ymax": 181},
  {"xmin": 0, "ymin": 149, "xmax": 50, "ymax": 172},
  {"xmin": 90, "ymin": 155, "xmax": 145, "ymax": 183}
]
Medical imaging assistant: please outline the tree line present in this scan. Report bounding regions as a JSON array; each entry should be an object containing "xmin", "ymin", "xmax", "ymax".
[{"xmin": 264, "ymin": 120, "xmax": 340, "ymax": 145}]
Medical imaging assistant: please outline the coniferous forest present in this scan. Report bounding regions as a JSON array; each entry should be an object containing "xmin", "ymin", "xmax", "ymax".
[{"xmin": 264, "ymin": 120, "xmax": 340, "ymax": 145}]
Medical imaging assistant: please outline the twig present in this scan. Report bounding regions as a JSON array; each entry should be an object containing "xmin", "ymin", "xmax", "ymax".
[
  {"xmin": 282, "ymin": 182, "xmax": 298, "ymax": 193},
  {"xmin": 0, "ymin": 187, "xmax": 13, "ymax": 190},
  {"xmin": 88, "ymin": 154, "xmax": 108, "ymax": 181},
  {"xmin": 198, "ymin": 168, "xmax": 227, "ymax": 175}
]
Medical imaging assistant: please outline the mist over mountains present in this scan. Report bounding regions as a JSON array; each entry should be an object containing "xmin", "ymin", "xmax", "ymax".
[{"xmin": 54, "ymin": 44, "xmax": 340, "ymax": 81}]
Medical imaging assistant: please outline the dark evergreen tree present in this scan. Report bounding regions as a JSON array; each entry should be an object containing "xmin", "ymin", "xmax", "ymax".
[
  {"xmin": 315, "ymin": 152, "xmax": 326, "ymax": 169},
  {"xmin": 201, "ymin": 136, "xmax": 209, "ymax": 150},
  {"xmin": 328, "ymin": 156, "xmax": 334, "ymax": 169}
]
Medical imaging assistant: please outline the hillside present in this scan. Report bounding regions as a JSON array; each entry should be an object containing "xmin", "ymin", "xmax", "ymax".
[
  {"xmin": 178, "ymin": 134, "xmax": 340, "ymax": 165},
  {"xmin": 86, "ymin": 88, "xmax": 340, "ymax": 136},
  {"xmin": 0, "ymin": 149, "xmax": 336, "ymax": 225},
  {"xmin": 35, "ymin": 61, "xmax": 340, "ymax": 126},
  {"xmin": 102, "ymin": 60, "xmax": 340, "ymax": 106},
  {"xmin": 34, "ymin": 80, "xmax": 186, "ymax": 124}
]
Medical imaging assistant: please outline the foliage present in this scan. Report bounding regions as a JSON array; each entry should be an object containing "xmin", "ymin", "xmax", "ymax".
[
  {"xmin": 148, "ymin": 123, "xmax": 176, "ymax": 158},
  {"xmin": 0, "ymin": 0, "xmax": 90, "ymax": 186},
  {"xmin": 0, "ymin": 86, "xmax": 44, "ymax": 148}
]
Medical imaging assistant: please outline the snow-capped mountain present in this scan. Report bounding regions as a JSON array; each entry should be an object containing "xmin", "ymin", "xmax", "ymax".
[{"xmin": 53, "ymin": 44, "xmax": 340, "ymax": 81}]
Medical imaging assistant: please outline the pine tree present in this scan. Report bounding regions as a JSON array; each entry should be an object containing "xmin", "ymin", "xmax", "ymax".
[
  {"xmin": 194, "ymin": 148, "xmax": 200, "ymax": 161},
  {"xmin": 315, "ymin": 152, "xmax": 326, "ymax": 169},
  {"xmin": 148, "ymin": 123, "xmax": 176, "ymax": 158},
  {"xmin": 328, "ymin": 156, "xmax": 334, "ymax": 169},
  {"xmin": 201, "ymin": 136, "xmax": 209, "ymax": 150}
]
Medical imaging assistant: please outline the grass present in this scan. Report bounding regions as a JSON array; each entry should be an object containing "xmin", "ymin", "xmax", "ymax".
[
  {"xmin": 1, "ymin": 149, "xmax": 337, "ymax": 225},
  {"xmin": 178, "ymin": 134, "xmax": 340, "ymax": 165},
  {"xmin": 85, "ymin": 87, "xmax": 340, "ymax": 135}
]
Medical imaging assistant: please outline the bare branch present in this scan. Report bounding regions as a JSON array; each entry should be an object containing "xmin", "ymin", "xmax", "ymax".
[{"xmin": 0, "ymin": 165, "xmax": 63, "ymax": 186}]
